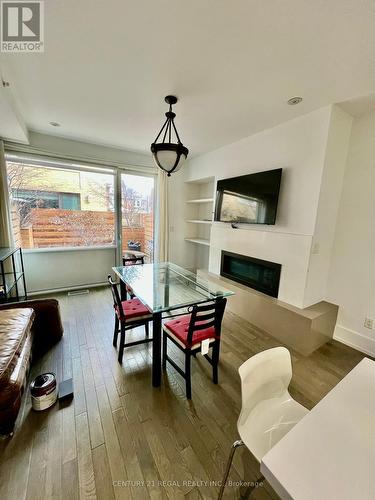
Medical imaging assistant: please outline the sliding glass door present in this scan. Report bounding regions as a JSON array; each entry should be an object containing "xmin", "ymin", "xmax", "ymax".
[{"xmin": 120, "ymin": 173, "xmax": 155, "ymax": 263}]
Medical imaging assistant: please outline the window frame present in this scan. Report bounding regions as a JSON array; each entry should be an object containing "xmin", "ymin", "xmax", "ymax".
[
  {"xmin": 5, "ymin": 151, "xmax": 157, "ymax": 260},
  {"xmin": 117, "ymin": 169, "xmax": 156, "ymax": 265}
]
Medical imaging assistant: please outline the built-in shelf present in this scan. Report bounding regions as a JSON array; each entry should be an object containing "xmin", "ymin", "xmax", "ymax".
[
  {"xmin": 186, "ymin": 219, "xmax": 212, "ymax": 225},
  {"xmin": 184, "ymin": 177, "xmax": 215, "ymax": 270},
  {"xmin": 184, "ymin": 238, "xmax": 210, "ymax": 247},
  {"xmin": 186, "ymin": 198, "xmax": 214, "ymax": 204}
]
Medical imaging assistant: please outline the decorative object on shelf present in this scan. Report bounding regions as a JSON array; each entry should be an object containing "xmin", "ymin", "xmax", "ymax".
[{"xmin": 151, "ymin": 95, "xmax": 189, "ymax": 176}]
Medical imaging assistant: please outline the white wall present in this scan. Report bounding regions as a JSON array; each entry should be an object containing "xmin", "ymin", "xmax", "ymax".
[
  {"xmin": 303, "ymin": 106, "xmax": 353, "ymax": 305},
  {"xmin": 170, "ymin": 106, "xmax": 347, "ymax": 308},
  {"xmin": 24, "ymin": 247, "xmax": 116, "ymax": 293},
  {"xmin": 27, "ymin": 131, "xmax": 154, "ymax": 168},
  {"xmin": 327, "ymin": 108, "xmax": 375, "ymax": 355}
]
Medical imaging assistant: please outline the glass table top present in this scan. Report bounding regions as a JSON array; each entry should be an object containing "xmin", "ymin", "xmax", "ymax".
[{"xmin": 112, "ymin": 262, "xmax": 234, "ymax": 313}]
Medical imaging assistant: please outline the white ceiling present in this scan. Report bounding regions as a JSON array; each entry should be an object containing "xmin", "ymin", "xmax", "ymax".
[
  {"xmin": 1, "ymin": 0, "xmax": 375, "ymax": 157},
  {"xmin": 0, "ymin": 81, "xmax": 28, "ymax": 143}
]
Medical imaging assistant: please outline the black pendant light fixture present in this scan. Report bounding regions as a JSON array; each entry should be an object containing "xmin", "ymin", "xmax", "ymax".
[{"xmin": 151, "ymin": 95, "xmax": 189, "ymax": 176}]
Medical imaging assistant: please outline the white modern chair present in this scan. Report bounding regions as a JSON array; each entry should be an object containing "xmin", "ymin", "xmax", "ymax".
[{"xmin": 218, "ymin": 347, "xmax": 309, "ymax": 499}]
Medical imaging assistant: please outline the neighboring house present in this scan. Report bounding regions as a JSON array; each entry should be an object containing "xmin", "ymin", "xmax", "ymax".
[{"xmin": 8, "ymin": 163, "xmax": 114, "ymax": 226}]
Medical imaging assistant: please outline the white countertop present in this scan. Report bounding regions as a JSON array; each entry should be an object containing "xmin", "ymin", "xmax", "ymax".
[{"xmin": 261, "ymin": 357, "xmax": 375, "ymax": 500}]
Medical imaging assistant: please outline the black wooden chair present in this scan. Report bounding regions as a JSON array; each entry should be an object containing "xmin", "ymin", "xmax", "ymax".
[
  {"xmin": 122, "ymin": 255, "xmax": 145, "ymax": 266},
  {"xmin": 108, "ymin": 275, "xmax": 152, "ymax": 364},
  {"xmin": 162, "ymin": 298, "xmax": 227, "ymax": 399}
]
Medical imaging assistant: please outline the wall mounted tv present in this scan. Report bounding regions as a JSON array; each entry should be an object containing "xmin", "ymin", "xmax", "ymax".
[{"xmin": 214, "ymin": 168, "xmax": 282, "ymax": 225}]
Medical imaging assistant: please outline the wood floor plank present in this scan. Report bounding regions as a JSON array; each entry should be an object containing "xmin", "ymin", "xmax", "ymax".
[
  {"xmin": 95, "ymin": 385, "xmax": 130, "ymax": 500},
  {"xmin": 44, "ymin": 403, "xmax": 63, "ymax": 499},
  {"xmin": 92, "ymin": 444, "xmax": 115, "ymax": 500},
  {"xmin": 80, "ymin": 346, "xmax": 104, "ymax": 449},
  {"xmin": 25, "ymin": 418, "xmax": 49, "ymax": 500},
  {"xmin": 62, "ymin": 401, "xmax": 77, "ymax": 464},
  {"xmin": 76, "ymin": 412, "xmax": 97, "ymax": 500},
  {"xmin": 142, "ymin": 419, "xmax": 186, "ymax": 500},
  {"xmin": 69, "ymin": 299, "xmax": 80, "ymax": 359},
  {"xmin": 84, "ymin": 386, "xmax": 105, "ymax": 450},
  {"xmin": 184, "ymin": 488, "xmax": 203, "ymax": 499},
  {"xmin": 124, "ymin": 416, "xmax": 167, "ymax": 500},
  {"xmin": 62, "ymin": 459, "xmax": 79, "ymax": 500},
  {"xmin": 142, "ymin": 400, "xmax": 194, "ymax": 495},
  {"xmin": 180, "ymin": 445, "xmax": 218, "ymax": 500},
  {"xmin": 88, "ymin": 348, "xmax": 105, "ymax": 389},
  {"xmin": 95, "ymin": 347, "xmax": 122, "ymax": 412},
  {"xmin": 112, "ymin": 407, "xmax": 150, "ymax": 500},
  {"xmin": 72, "ymin": 356, "xmax": 87, "ymax": 416}
]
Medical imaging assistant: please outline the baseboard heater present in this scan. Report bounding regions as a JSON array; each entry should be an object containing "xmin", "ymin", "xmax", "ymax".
[{"xmin": 67, "ymin": 289, "xmax": 90, "ymax": 296}]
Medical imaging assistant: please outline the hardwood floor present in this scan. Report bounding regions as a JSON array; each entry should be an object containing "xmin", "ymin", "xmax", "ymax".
[{"xmin": 0, "ymin": 287, "xmax": 364, "ymax": 499}]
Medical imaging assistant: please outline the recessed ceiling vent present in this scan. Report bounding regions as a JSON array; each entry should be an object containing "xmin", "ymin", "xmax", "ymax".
[{"xmin": 287, "ymin": 96, "xmax": 303, "ymax": 105}]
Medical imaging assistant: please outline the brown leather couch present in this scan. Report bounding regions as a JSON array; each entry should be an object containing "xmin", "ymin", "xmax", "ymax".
[{"xmin": 0, "ymin": 299, "xmax": 63, "ymax": 435}]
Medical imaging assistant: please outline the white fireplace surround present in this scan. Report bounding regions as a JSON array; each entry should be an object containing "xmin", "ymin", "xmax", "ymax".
[{"xmin": 209, "ymin": 224, "xmax": 311, "ymax": 308}]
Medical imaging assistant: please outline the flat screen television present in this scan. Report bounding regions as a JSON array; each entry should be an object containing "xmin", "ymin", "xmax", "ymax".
[{"xmin": 214, "ymin": 168, "xmax": 282, "ymax": 225}]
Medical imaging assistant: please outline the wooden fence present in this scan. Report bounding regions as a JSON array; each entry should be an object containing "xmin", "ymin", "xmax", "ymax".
[{"xmin": 19, "ymin": 208, "xmax": 154, "ymax": 260}]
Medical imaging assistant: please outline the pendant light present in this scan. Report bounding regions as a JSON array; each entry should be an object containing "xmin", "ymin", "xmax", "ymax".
[{"xmin": 151, "ymin": 95, "xmax": 189, "ymax": 176}]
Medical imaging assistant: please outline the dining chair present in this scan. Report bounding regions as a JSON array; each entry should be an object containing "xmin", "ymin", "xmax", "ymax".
[
  {"xmin": 108, "ymin": 275, "xmax": 152, "ymax": 364},
  {"xmin": 122, "ymin": 255, "xmax": 145, "ymax": 266},
  {"xmin": 162, "ymin": 298, "xmax": 227, "ymax": 399},
  {"xmin": 218, "ymin": 347, "xmax": 309, "ymax": 499}
]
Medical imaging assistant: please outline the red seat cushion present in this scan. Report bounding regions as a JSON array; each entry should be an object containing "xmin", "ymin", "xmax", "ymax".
[
  {"xmin": 163, "ymin": 314, "xmax": 216, "ymax": 348},
  {"xmin": 115, "ymin": 298, "xmax": 150, "ymax": 321}
]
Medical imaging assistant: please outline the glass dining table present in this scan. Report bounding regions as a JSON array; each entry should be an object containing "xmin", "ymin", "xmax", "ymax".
[{"xmin": 112, "ymin": 262, "xmax": 234, "ymax": 387}]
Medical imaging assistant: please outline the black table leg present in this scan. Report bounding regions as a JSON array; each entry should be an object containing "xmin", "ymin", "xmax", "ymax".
[
  {"xmin": 152, "ymin": 311, "xmax": 162, "ymax": 387},
  {"xmin": 120, "ymin": 279, "xmax": 127, "ymax": 301}
]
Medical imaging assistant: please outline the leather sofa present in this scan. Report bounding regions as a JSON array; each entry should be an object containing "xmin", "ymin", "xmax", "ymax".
[{"xmin": 0, "ymin": 299, "xmax": 63, "ymax": 435}]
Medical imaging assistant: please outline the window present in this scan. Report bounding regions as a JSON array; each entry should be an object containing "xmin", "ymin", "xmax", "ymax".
[
  {"xmin": 7, "ymin": 157, "xmax": 115, "ymax": 249},
  {"xmin": 121, "ymin": 173, "xmax": 154, "ymax": 262}
]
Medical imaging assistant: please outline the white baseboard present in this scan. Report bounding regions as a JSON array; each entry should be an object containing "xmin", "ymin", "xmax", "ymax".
[{"xmin": 334, "ymin": 324, "xmax": 375, "ymax": 357}]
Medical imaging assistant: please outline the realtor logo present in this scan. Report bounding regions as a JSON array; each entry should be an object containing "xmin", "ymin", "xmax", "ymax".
[{"xmin": 1, "ymin": 1, "xmax": 44, "ymax": 52}]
